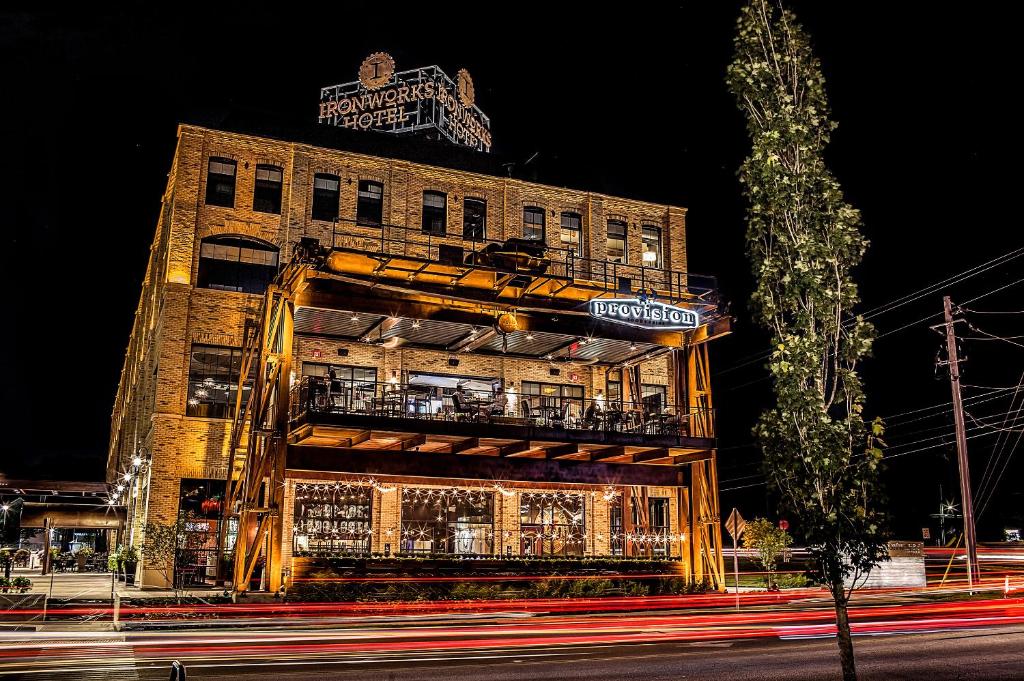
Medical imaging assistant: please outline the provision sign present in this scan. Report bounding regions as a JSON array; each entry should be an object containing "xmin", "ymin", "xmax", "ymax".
[
  {"xmin": 319, "ymin": 53, "xmax": 492, "ymax": 152},
  {"xmin": 588, "ymin": 298, "xmax": 699, "ymax": 330}
]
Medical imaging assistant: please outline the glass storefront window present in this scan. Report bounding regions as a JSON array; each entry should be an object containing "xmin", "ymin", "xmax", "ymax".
[
  {"xmin": 401, "ymin": 488, "xmax": 493, "ymax": 555},
  {"xmin": 519, "ymin": 492, "xmax": 585, "ymax": 556},
  {"xmin": 292, "ymin": 483, "xmax": 372, "ymax": 555}
]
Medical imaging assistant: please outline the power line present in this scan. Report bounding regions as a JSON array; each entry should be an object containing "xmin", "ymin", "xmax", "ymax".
[{"xmin": 716, "ymin": 247, "xmax": 1024, "ymax": 376}]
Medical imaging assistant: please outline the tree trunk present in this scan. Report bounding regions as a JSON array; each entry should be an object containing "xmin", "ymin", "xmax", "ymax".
[{"xmin": 833, "ymin": 593, "xmax": 857, "ymax": 681}]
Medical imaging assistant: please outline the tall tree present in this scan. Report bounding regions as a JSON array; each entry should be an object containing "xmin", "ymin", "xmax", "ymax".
[{"xmin": 726, "ymin": 2, "xmax": 887, "ymax": 679}]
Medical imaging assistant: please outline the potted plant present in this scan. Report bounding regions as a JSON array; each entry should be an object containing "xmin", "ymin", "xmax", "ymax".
[
  {"xmin": 76, "ymin": 546, "xmax": 95, "ymax": 572},
  {"xmin": 108, "ymin": 550, "xmax": 121, "ymax": 574},
  {"xmin": 121, "ymin": 546, "xmax": 140, "ymax": 586},
  {"xmin": 12, "ymin": 577, "xmax": 31, "ymax": 593}
]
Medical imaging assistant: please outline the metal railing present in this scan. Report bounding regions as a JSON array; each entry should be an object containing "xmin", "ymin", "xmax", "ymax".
[
  {"xmin": 328, "ymin": 217, "xmax": 719, "ymax": 306},
  {"xmin": 289, "ymin": 376, "xmax": 715, "ymax": 439}
]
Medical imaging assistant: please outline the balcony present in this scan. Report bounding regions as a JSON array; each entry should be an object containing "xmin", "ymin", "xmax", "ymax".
[
  {"xmin": 324, "ymin": 218, "xmax": 721, "ymax": 312},
  {"xmin": 288, "ymin": 377, "xmax": 715, "ymax": 455}
]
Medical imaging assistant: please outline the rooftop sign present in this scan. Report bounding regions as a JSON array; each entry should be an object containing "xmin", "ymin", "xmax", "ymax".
[
  {"xmin": 318, "ymin": 53, "xmax": 492, "ymax": 153},
  {"xmin": 589, "ymin": 299, "xmax": 699, "ymax": 331}
]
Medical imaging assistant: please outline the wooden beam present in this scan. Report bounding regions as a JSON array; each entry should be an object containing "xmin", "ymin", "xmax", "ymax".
[
  {"xmin": 532, "ymin": 442, "xmax": 579, "ymax": 458},
  {"xmin": 631, "ymin": 447, "xmax": 671, "ymax": 463},
  {"xmin": 672, "ymin": 450, "xmax": 713, "ymax": 465},
  {"xmin": 591, "ymin": 446, "xmax": 629, "ymax": 462},
  {"xmin": 288, "ymin": 444, "xmax": 684, "ymax": 487}
]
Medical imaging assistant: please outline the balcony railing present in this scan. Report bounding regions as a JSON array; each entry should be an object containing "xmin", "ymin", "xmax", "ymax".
[
  {"xmin": 329, "ymin": 218, "xmax": 719, "ymax": 306},
  {"xmin": 289, "ymin": 376, "xmax": 714, "ymax": 440}
]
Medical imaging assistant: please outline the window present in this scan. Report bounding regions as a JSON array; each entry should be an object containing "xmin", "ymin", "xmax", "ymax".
[
  {"xmin": 356, "ymin": 180, "xmax": 383, "ymax": 226},
  {"xmin": 292, "ymin": 483, "xmax": 373, "ymax": 555},
  {"xmin": 641, "ymin": 224, "xmax": 663, "ymax": 268},
  {"xmin": 197, "ymin": 235, "xmax": 279, "ymax": 294},
  {"xmin": 520, "ymin": 492, "xmax": 585, "ymax": 556},
  {"xmin": 176, "ymin": 479, "xmax": 231, "ymax": 587},
  {"xmin": 560, "ymin": 212, "xmax": 582, "ymax": 253},
  {"xmin": 610, "ymin": 496, "xmax": 625, "ymax": 556},
  {"xmin": 302, "ymin": 363, "xmax": 378, "ymax": 412},
  {"xmin": 521, "ymin": 381, "xmax": 585, "ymax": 422},
  {"xmin": 252, "ymin": 164, "xmax": 283, "ymax": 214},
  {"xmin": 641, "ymin": 384, "xmax": 668, "ymax": 412},
  {"xmin": 606, "ymin": 369, "xmax": 623, "ymax": 408},
  {"xmin": 401, "ymin": 488, "xmax": 493, "ymax": 555},
  {"xmin": 311, "ymin": 173, "xmax": 340, "ymax": 221},
  {"xmin": 421, "ymin": 191, "xmax": 447, "ymax": 235},
  {"xmin": 186, "ymin": 345, "xmax": 255, "ymax": 419},
  {"xmin": 647, "ymin": 498, "xmax": 670, "ymax": 556},
  {"xmin": 463, "ymin": 197, "xmax": 487, "ymax": 240},
  {"xmin": 205, "ymin": 157, "xmax": 236, "ymax": 207},
  {"xmin": 523, "ymin": 206, "xmax": 545, "ymax": 241},
  {"xmin": 607, "ymin": 219, "xmax": 627, "ymax": 263},
  {"xmin": 609, "ymin": 496, "xmax": 670, "ymax": 556}
]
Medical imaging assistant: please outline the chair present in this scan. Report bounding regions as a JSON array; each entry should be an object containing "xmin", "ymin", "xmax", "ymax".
[
  {"xmin": 452, "ymin": 393, "xmax": 475, "ymax": 421},
  {"xmin": 550, "ymin": 402, "xmax": 570, "ymax": 429}
]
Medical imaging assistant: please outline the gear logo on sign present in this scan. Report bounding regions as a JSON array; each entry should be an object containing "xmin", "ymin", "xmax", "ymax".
[
  {"xmin": 457, "ymin": 68, "xmax": 475, "ymax": 107},
  {"xmin": 359, "ymin": 52, "xmax": 395, "ymax": 91}
]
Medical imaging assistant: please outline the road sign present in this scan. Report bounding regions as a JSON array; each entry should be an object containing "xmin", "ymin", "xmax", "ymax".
[
  {"xmin": 725, "ymin": 508, "xmax": 746, "ymax": 539},
  {"xmin": 922, "ymin": 527, "xmax": 931, "ymax": 540},
  {"xmin": 778, "ymin": 519, "xmax": 789, "ymax": 531}
]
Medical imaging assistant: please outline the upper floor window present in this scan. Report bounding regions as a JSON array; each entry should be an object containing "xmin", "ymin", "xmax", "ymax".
[
  {"xmin": 523, "ymin": 206, "xmax": 545, "ymax": 242},
  {"xmin": 205, "ymin": 157, "xmax": 236, "ymax": 208},
  {"xmin": 463, "ymin": 198, "xmax": 487, "ymax": 240},
  {"xmin": 560, "ymin": 212, "xmax": 582, "ymax": 253},
  {"xmin": 422, "ymin": 191, "xmax": 447, "ymax": 235},
  {"xmin": 197, "ymin": 235, "xmax": 279, "ymax": 294},
  {"xmin": 252, "ymin": 164, "xmax": 283, "ymax": 214},
  {"xmin": 356, "ymin": 180, "xmax": 384, "ymax": 226},
  {"xmin": 311, "ymin": 174, "xmax": 340, "ymax": 221},
  {"xmin": 186, "ymin": 345, "xmax": 254, "ymax": 419},
  {"xmin": 641, "ymin": 224, "xmax": 663, "ymax": 268},
  {"xmin": 607, "ymin": 219, "xmax": 627, "ymax": 263}
]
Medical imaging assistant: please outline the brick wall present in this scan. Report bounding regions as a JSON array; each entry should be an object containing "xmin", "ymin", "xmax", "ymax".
[{"xmin": 109, "ymin": 124, "xmax": 694, "ymax": 587}]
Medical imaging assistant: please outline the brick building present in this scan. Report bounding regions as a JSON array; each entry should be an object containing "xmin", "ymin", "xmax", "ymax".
[{"xmin": 108, "ymin": 117, "xmax": 730, "ymax": 592}]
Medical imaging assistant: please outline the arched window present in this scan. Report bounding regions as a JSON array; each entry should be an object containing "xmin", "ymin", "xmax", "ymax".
[{"xmin": 197, "ymin": 235, "xmax": 279, "ymax": 294}]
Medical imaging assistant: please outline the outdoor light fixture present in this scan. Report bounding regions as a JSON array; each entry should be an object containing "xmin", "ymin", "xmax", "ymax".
[
  {"xmin": 351, "ymin": 314, "xmax": 360, "ymax": 322},
  {"xmin": 526, "ymin": 332, "xmax": 534, "ymax": 340},
  {"xmin": 412, "ymin": 320, "xmax": 421, "ymax": 329},
  {"xmin": 629, "ymin": 343, "xmax": 638, "ymax": 351},
  {"xmin": 1, "ymin": 504, "xmax": 8, "ymax": 512}
]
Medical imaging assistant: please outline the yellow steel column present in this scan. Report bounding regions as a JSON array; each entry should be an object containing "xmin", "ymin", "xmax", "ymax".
[{"xmin": 267, "ymin": 295, "xmax": 294, "ymax": 592}]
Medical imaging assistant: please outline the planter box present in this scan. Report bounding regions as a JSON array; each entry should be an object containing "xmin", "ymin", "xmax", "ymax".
[{"xmin": 0, "ymin": 594, "xmax": 45, "ymax": 621}]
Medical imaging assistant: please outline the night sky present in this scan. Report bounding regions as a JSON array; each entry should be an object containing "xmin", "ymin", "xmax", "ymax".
[{"xmin": 7, "ymin": 4, "xmax": 1023, "ymax": 540}]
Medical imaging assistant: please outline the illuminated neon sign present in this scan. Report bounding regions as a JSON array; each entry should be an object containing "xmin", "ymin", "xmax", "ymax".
[
  {"xmin": 588, "ymin": 299, "xmax": 699, "ymax": 330},
  {"xmin": 318, "ymin": 53, "xmax": 492, "ymax": 152}
]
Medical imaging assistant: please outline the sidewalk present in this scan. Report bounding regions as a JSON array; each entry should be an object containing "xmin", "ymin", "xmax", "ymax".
[{"xmin": 12, "ymin": 568, "xmax": 222, "ymax": 600}]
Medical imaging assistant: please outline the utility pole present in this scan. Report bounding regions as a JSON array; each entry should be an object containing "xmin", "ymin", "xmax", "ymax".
[{"xmin": 938, "ymin": 296, "xmax": 980, "ymax": 586}]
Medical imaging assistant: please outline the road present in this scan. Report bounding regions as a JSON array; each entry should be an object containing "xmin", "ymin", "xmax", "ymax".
[
  {"xmin": 2, "ymin": 595, "xmax": 1023, "ymax": 679},
  {"xmin": 197, "ymin": 626, "xmax": 1024, "ymax": 680}
]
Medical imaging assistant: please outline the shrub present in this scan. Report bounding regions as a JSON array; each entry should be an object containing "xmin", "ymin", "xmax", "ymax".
[
  {"xmin": 774, "ymin": 573, "xmax": 812, "ymax": 589},
  {"xmin": 12, "ymin": 577, "xmax": 31, "ymax": 592}
]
